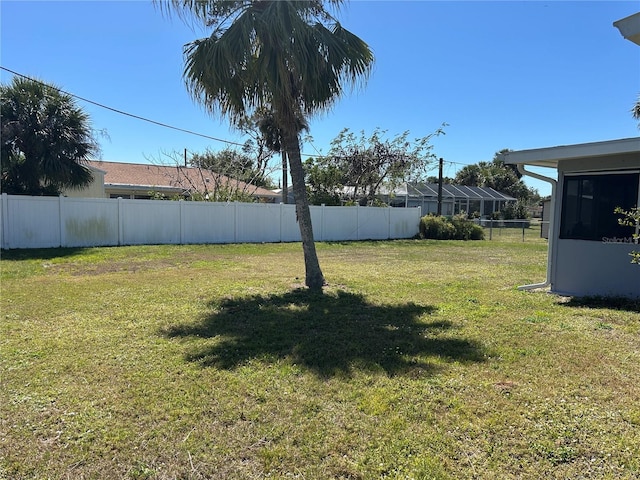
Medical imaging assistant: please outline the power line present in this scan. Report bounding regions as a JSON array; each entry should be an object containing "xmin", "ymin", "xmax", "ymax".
[
  {"xmin": 0, "ymin": 66, "xmax": 247, "ymax": 148},
  {"xmin": 0, "ymin": 66, "xmax": 468, "ymax": 165}
]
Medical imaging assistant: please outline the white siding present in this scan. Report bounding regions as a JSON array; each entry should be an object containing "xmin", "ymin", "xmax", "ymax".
[{"xmin": 554, "ymin": 239, "xmax": 639, "ymax": 298}]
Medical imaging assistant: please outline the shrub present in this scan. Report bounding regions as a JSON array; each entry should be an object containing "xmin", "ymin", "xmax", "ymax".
[
  {"xmin": 419, "ymin": 214, "xmax": 484, "ymax": 240},
  {"xmin": 450, "ymin": 214, "xmax": 485, "ymax": 240},
  {"xmin": 501, "ymin": 201, "xmax": 530, "ymax": 220},
  {"xmin": 420, "ymin": 215, "xmax": 456, "ymax": 240},
  {"xmin": 469, "ymin": 223, "xmax": 485, "ymax": 240}
]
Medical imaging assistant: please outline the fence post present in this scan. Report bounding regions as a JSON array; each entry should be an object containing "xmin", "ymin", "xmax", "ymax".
[
  {"xmin": 356, "ymin": 204, "xmax": 360, "ymax": 241},
  {"xmin": 320, "ymin": 204, "xmax": 326, "ymax": 242},
  {"xmin": 118, "ymin": 197, "xmax": 124, "ymax": 246},
  {"xmin": 234, "ymin": 202, "xmax": 239, "ymax": 243},
  {"xmin": 179, "ymin": 200, "xmax": 185, "ymax": 245},
  {"xmin": 279, "ymin": 203, "xmax": 283, "ymax": 242},
  {"xmin": 489, "ymin": 219, "xmax": 493, "ymax": 240},
  {"xmin": 59, "ymin": 195, "xmax": 65, "ymax": 248},
  {"xmin": 1, "ymin": 193, "xmax": 8, "ymax": 249}
]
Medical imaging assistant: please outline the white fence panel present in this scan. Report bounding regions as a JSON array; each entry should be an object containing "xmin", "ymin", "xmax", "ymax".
[
  {"xmin": 4, "ymin": 196, "xmax": 61, "ymax": 248},
  {"xmin": 1, "ymin": 194, "xmax": 421, "ymax": 249},
  {"xmin": 236, "ymin": 203, "xmax": 282, "ymax": 243},
  {"xmin": 280, "ymin": 204, "xmax": 301, "ymax": 242},
  {"xmin": 391, "ymin": 207, "xmax": 422, "ymax": 239},
  {"xmin": 62, "ymin": 197, "xmax": 119, "ymax": 247},
  {"xmin": 308, "ymin": 206, "xmax": 326, "ymax": 241},
  {"xmin": 181, "ymin": 201, "xmax": 236, "ymax": 244},
  {"xmin": 357, "ymin": 207, "xmax": 391, "ymax": 240},
  {"xmin": 120, "ymin": 199, "xmax": 181, "ymax": 245},
  {"xmin": 318, "ymin": 206, "xmax": 357, "ymax": 241}
]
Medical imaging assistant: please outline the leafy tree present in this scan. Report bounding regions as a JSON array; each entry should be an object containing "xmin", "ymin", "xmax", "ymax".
[
  {"xmin": 146, "ymin": 148, "xmax": 274, "ymax": 202},
  {"xmin": 454, "ymin": 150, "xmax": 540, "ymax": 219},
  {"xmin": 426, "ymin": 175, "xmax": 454, "ymax": 185},
  {"xmin": 190, "ymin": 147, "xmax": 276, "ymax": 189},
  {"xmin": 304, "ymin": 158, "xmax": 343, "ymax": 206},
  {"xmin": 159, "ymin": 0, "xmax": 374, "ymax": 290},
  {"xmin": 633, "ymin": 95, "xmax": 640, "ymax": 128},
  {"xmin": 454, "ymin": 163, "xmax": 484, "ymax": 187},
  {"xmin": 455, "ymin": 150, "xmax": 536, "ymax": 201},
  {"xmin": 1, "ymin": 77, "xmax": 97, "ymax": 195},
  {"xmin": 305, "ymin": 127, "xmax": 444, "ymax": 205}
]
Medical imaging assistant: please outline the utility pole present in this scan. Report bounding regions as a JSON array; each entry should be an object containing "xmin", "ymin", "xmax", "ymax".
[
  {"xmin": 437, "ymin": 157, "xmax": 443, "ymax": 216},
  {"xmin": 281, "ymin": 151, "xmax": 288, "ymax": 204}
]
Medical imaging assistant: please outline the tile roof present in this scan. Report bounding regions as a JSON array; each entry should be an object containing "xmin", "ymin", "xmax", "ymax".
[{"xmin": 87, "ymin": 160, "xmax": 278, "ymax": 198}]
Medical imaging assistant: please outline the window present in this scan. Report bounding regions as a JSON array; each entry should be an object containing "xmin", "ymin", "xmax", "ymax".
[{"xmin": 559, "ymin": 172, "xmax": 639, "ymax": 241}]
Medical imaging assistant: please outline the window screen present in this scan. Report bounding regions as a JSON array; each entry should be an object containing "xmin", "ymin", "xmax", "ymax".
[{"xmin": 559, "ymin": 172, "xmax": 639, "ymax": 241}]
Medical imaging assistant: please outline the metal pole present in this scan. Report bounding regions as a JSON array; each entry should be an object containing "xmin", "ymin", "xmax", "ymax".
[{"xmin": 281, "ymin": 151, "xmax": 288, "ymax": 204}]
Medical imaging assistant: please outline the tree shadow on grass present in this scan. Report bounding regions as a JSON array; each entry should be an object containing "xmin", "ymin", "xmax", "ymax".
[
  {"xmin": 559, "ymin": 296, "xmax": 640, "ymax": 313},
  {"xmin": 162, "ymin": 289, "xmax": 487, "ymax": 378},
  {"xmin": 1, "ymin": 247, "xmax": 88, "ymax": 261}
]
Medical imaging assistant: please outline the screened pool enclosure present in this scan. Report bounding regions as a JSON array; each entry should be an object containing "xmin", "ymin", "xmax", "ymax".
[{"xmin": 383, "ymin": 183, "xmax": 516, "ymax": 217}]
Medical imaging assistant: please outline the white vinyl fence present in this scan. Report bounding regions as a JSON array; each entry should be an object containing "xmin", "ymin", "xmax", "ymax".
[{"xmin": 0, "ymin": 194, "xmax": 421, "ymax": 249}]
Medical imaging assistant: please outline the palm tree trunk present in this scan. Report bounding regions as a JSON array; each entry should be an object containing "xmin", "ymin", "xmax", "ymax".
[{"xmin": 283, "ymin": 130, "xmax": 325, "ymax": 290}]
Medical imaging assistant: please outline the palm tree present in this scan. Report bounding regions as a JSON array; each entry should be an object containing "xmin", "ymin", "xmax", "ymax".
[
  {"xmin": 1, "ymin": 76, "xmax": 96, "ymax": 196},
  {"xmin": 160, "ymin": 0, "xmax": 373, "ymax": 290}
]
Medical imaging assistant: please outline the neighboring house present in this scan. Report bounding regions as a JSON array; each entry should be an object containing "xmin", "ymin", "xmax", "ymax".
[
  {"xmin": 272, "ymin": 186, "xmax": 294, "ymax": 204},
  {"xmin": 381, "ymin": 182, "xmax": 516, "ymax": 217},
  {"xmin": 64, "ymin": 160, "xmax": 280, "ymax": 203},
  {"xmin": 503, "ymin": 137, "xmax": 640, "ymax": 299}
]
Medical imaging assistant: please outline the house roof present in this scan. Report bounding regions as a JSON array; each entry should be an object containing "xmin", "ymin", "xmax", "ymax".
[
  {"xmin": 501, "ymin": 137, "xmax": 640, "ymax": 169},
  {"xmin": 386, "ymin": 182, "xmax": 516, "ymax": 201},
  {"xmin": 87, "ymin": 160, "xmax": 279, "ymax": 199}
]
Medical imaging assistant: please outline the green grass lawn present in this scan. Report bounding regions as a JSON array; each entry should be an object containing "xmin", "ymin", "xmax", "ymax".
[{"xmin": 1, "ymin": 237, "xmax": 639, "ymax": 479}]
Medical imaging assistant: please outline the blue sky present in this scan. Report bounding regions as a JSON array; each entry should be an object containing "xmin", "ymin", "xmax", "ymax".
[{"xmin": 2, "ymin": 1, "xmax": 639, "ymax": 196}]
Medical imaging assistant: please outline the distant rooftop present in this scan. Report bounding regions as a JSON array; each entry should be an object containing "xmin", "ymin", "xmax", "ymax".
[{"xmin": 87, "ymin": 160, "xmax": 279, "ymax": 199}]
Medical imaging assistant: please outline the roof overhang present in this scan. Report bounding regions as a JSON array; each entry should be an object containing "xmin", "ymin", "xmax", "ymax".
[
  {"xmin": 614, "ymin": 12, "xmax": 640, "ymax": 46},
  {"xmin": 502, "ymin": 137, "xmax": 640, "ymax": 169}
]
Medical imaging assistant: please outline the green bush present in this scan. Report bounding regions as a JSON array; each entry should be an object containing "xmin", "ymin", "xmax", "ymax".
[
  {"xmin": 450, "ymin": 214, "xmax": 485, "ymax": 240},
  {"xmin": 419, "ymin": 215, "xmax": 456, "ymax": 240},
  {"xmin": 420, "ymin": 214, "xmax": 484, "ymax": 240},
  {"xmin": 501, "ymin": 201, "xmax": 530, "ymax": 220}
]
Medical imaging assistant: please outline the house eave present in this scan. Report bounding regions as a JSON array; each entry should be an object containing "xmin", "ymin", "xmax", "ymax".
[
  {"xmin": 614, "ymin": 12, "xmax": 640, "ymax": 46},
  {"xmin": 502, "ymin": 137, "xmax": 640, "ymax": 168}
]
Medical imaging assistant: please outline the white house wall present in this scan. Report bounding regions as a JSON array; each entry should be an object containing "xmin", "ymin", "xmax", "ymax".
[
  {"xmin": 62, "ymin": 168, "xmax": 106, "ymax": 199},
  {"xmin": 554, "ymin": 239, "xmax": 639, "ymax": 298},
  {"xmin": 551, "ymin": 157, "xmax": 640, "ymax": 299}
]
